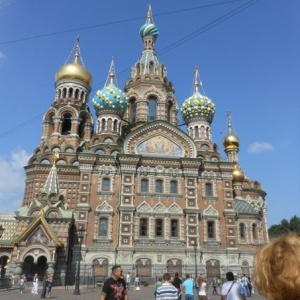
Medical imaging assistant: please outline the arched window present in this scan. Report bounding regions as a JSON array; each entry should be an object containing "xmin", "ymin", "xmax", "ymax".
[
  {"xmin": 240, "ymin": 223, "xmax": 245, "ymax": 239},
  {"xmin": 252, "ymin": 224, "xmax": 257, "ymax": 239},
  {"xmin": 207, "ymin": 221, "xmax": 215, "ymax": 238},
  {"xmin": 130, "ymin": 99, "xmax": 136, "ymax": 123},
  {"xmin": 167, "ymin": 101, "xmax": 172, "ymax": 122},
  {"xmin": 170, "ymin": 181, "xmax": 177, "ymax": 193},
  {"xmin": 61, "ymin": 113, "xmax": 72, "ymax": 135},
  {"xmin": 101, "ymin": 119, "xmax": 105, "ymax": 131},
  {"xmin": 148, "ymin": 97, "xmax": 156, "ymax": 122},
  {"xmin": 156, "ymin": 179, "xmax": 163, "ymax": 193},
  {"xmin": 155, "ymin": 219, "xmax": 163, "ymax": 237},
  {"xmin": 141, "ymin": 179, "xmax": 148, "ymax": 192},
  {"xmin": 99, "ymin": 218, "xmax": 108, "ymax": 236},
  {"xmin": 78, "ymin": 115, "xmax": 86, "ymax": 138},
  {"xmin": 205, "ymin": 183, "xmax": 212, "ymax": 196},
  {"xmin": 195, "ymin": 126, "xmax": 199, "ymax": 138},
  {"xmin": 102, "ymin": 178, "xmax": 110, "ymax": 191},
  {"xmin": 149, "ymin": 61, "xmax": 154, "ymax": 74},
  {"xmin": 113, "ymin": 120, "xmax": 118, "ymax": 132}
]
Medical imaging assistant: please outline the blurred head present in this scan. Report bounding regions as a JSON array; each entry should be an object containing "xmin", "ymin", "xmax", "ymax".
[
  {"xmin": 253, "ymin": 234, "xmax": 300, "ymax": 300},
  {"xmin": 186, "ymin": 273, "xmax": 190, "ymax": 279},
  {"xmin": 226, "ymin": 272, "xmax": 235, "ymax": 281},
  {"xmin": 162, "ymin": 273, "xmax": 171, "ymax": 282},
  {"xmin": 112, "ymin": 265, "xmax": 123, "ymax": 279}
]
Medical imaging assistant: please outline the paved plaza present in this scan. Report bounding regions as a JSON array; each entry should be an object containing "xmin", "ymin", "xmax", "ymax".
[{"xmin": 0, "ymin": 285, "xmax": 267, "ymax": 300}]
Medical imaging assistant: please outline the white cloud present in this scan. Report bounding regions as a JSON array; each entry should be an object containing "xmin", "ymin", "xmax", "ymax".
[
  {"xmin": 0, "ymin": 148, "xmax": 31, "ymax": 214},
  {"xmin": 248, "ymin": 142, "xmax": 274, "ymax": 154}
]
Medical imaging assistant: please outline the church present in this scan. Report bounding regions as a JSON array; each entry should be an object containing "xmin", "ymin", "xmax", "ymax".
[{"xmin": 0, "ymin": 6, "xmax": 268, "ymax": 284}]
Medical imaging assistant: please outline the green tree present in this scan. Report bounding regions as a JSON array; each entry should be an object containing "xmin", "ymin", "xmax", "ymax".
[{"xmin": 268, "ymin": 215, "xmax": 300, "ymax": 239}]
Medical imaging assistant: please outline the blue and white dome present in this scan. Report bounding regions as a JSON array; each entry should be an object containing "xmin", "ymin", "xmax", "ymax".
[
  {"xmin": 92, "ymin": 81, "xmax": 127, "ymax": 116},
  {"xmin": 139, "ymin": 23, "xmax": 159, "ymax": 39}
]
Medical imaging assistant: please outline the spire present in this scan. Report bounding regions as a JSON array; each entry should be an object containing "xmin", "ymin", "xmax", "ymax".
[
  {"xmin": 227, "ymin": 110, "xmax": 233, "ymax": 134},
  {"xmin": 74, "ymin": 35, "xmax": 80, "ymax": 63},
  {"xmin": 42, "ymin": 153, "xmax": 59, "ymax": 194},
  {"xmin": 146, "ymin": 4, "xmax": 154, "ymax": 24},
  {"xmin": 105, "ymin": 57, "xmax": 117, "ymax": 87}
]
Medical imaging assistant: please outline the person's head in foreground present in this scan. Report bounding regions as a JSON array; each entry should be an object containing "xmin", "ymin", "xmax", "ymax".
[{"xmin": 253, "ymin": 233, "xmax": 300, "ymax": 300}]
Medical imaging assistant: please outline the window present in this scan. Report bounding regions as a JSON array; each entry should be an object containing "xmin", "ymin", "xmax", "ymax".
[
  {"xmin": 155, "ymin": 219, "xmax": 163, "ymax": 237},
  {"xmin": 140, "ymin": 218, "xmax": 148, "ymax": 237},
  {"xmin": 156, "ymin": 180, "xmax": 163, "ymax": 193},
  {"xmin": 205, "ymin": 183, "xmax": 212, "ymax": 196},
  {"xmin": 148, "ymin": 97, "xmax": 156, "ymax": 121},
  {"xmin": 62, "ymin": 113, "xmax": 72, "ymax": 135},
  {"xmin": 167, "ymin": 101, "xmax": 172, "ymax": 122},
  {"xmin": 101, "ymin": 119, "xmax": 105, "ymax": 131},
  {"xmin": 252, "ymin": 224, "xmax": 257, "ymax": 239},
  {"xmin": 240, "ymin": 223, "xmax": 245, "ymax": 239},
  {"xmin": 207, "ymin": 221, "xmax": 215, "ymax": 238},
  {"xmin": 170, "ymin": 181, "xmax": 177, "ymax": 194},
  {"xmin": 113, "ymin": 120, "xmax": 118, "ymax": 132},
  {"xmin": 141, "ymin": 179, "xmax": 148, "ymax": 192},
  {"xmin": 99, "ymin": 218, "xmax": 108, "ymax": 236},
  {"xmin": 102, "ymin": 178, "xmax": 110, "ymax": 191},
  {"xmin": 195, "ymin": 126, "xmax": 199, "ymax": 138},
  {"xmin": 171, "ymin": 220, "xmax": 178, "ymax": 237},
  {"xmin": 130, "ymin": 99, "xmax": 136, "ymax": 123}
]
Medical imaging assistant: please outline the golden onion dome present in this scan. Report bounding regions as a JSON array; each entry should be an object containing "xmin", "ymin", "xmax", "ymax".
[
  {"xmin": 232, "ymin": 164, "xmax": 245, "ymax": 182},
  {"xmin": 55, "ymin": 52, "xmax": 92, "ymax": 86},
  {"xmin": 222, "ymin": 133, "xmax": 240, "ymax": 149}
]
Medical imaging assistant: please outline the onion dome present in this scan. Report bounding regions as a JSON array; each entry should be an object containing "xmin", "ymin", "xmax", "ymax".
[
  {"xmin": 222, "ymin": 111, "xmax": 240, "ymax": 149},
  {"xmin": 139, "ymin": 4, "xmax": 159, "ymax": 39},
  {"xmin": 55, "ymin": 40, "xmax": 92, "ymax": 86},
  {"xmin": 232, "ymin": 164, "xmax": 245, "ymax": 183},
  {"xmin": 92, "ymin": 60, "xmax": 127, "ymax": 116},
  {"xmin": 181, "ymin": 68, "xmax": 215, "ymax": 124}
]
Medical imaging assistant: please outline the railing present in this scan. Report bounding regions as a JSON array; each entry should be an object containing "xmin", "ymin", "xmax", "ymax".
[{"xmin": 0, "ymin": 277, "xmax": 12, "ymax": 290}]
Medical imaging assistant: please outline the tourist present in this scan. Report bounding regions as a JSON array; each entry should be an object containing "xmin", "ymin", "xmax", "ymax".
[
  {"xmin": 212, "ymin": 277, "xmax": 218, "ymax": 295},
  {"xmin": 100, "ymin": 265, "xmax": 128, "ymax": 300},
  {"xmin": 154, "ymin": 276, "xmax": 163, "ymax": 299},
  {"xmin": 156, "ymin": 273, "xmax": 178, "ymax": 300},
  {"xmin": 172, "ymin": 272, "xmax": 182, "ymax": 300},
  {"xmin": 32, "ymin": 273, "xmax": 39, "ymax": 294},
  {"xmin": 181, "ymin": 273, "xmax": 195, "ymax": 300},
  {"xmin": 19, "ymin": 274, "xmax": 26, "ymax": 294},
  {"xmin": 134, "ymin": 274, "xmax": 140, "ymax": 291},
  {"xmin": 45, "ymin": 273, "xmax": 53, "ymax": 298},
  {"xmin": 197, "ymin": 276, "xmax": 208, "ymax": 300},
  {"xmin": 220, "ymin": 272, "xmax": 246, "ymax": 300},
  {"xmin": 241, "ymin": 274, "xmax": 250, "ymax": 297},
  {"xmin": 125, "ymin": 272, "xmax": 131, "ymax": 292},
  {"xmin": 253, "ymin": 233, "xmax": 300, "ymax": 300}
]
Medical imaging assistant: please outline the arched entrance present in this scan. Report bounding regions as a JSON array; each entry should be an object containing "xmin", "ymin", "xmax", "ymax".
[
  {"xmin": 166, "ymin": 259, "xmax": 182, "ymax": 277},
  {"xmin": 241, "ymin": 261, "xmax": 250, "ymax": 276},
  {"xmin": 206, "ymin": 260, "xmax": 221, "ymax": 282},
  {"xmin": 92, "ymin": 259, "xmax": 108, "ymax": 277},
  {"xmin": 23, "ymin": 256, "xmax": 47, "ymax": 280},
  {"xmin": 135, "ymin": 258, "xmax": 152, "ymax": 277}
]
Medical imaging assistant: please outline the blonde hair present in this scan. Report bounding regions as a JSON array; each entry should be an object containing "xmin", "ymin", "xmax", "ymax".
[
  {"xmin": 197, "ymin": 276, "xmax": 205, "ymax": 287},
  {"xmin": 253, "ymin": 233, "xmax": 300, "ymax": 300}
]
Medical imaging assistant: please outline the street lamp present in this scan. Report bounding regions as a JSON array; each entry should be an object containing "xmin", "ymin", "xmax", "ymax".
[
  {"xmin": 0, "ymin": 224, "xmax": 5, "ymax": 238},
  {"xmin": 74, "ymin": 226, "xmax": 85, "ymax": 295},
  {"xmin": 193, "ymin": 242, "xmax": 198, "ymax": 280}
]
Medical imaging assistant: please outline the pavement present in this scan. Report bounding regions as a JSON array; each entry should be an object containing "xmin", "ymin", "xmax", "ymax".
[{"xmin": 0, "ymin": 286, "xmax": 267, "ymax": 300}]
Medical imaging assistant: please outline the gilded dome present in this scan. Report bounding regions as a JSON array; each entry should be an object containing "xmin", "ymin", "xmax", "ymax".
[
  {"xmin": 222, "ymin": 133, "xmax": 240, "ymax": 149},
  {"xmin": 232, "ymin": 164, "xmax": 245, "ymax": 182},
  {"xmin": 55, "ymin": 53, "xmax": 92, "ymax": 86}
]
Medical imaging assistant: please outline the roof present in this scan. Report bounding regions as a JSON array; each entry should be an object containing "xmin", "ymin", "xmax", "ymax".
[{"xmin": 234, "ymin": 199, "xmax": 261, "ymax": 216}]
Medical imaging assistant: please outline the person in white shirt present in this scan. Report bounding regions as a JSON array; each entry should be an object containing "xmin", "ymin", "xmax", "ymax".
[
  {"xmin": 126, "ymin": 272, "xmax": 131, "ymax": 292},
  {"xmin": 220, "ymin": 272, "xmax": 246, "ymax": 300}
]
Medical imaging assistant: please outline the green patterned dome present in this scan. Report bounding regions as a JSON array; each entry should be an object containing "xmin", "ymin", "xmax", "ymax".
[
  {"xmin": 92, "ymin": 82, "xmax": 127, "ymax": 116},
  {"xmin": 139, "ymin": 23, "xmax": 159, "ymax": 39},
  {"xmin": 181, "ymin": 91, "xmax": 215, "ymax": 124}
]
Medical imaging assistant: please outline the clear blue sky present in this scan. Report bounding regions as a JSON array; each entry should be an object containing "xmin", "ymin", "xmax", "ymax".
[{"xmin": 0, "ymin": 0, "xmax": 299, "ymax": 227}]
